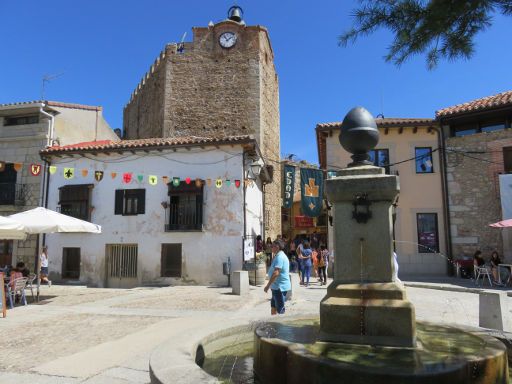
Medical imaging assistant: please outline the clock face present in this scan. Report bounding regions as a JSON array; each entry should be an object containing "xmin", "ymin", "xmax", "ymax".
[{"xmin": 219, "ymin": 32, "xmax": 237, "ymax": 48}]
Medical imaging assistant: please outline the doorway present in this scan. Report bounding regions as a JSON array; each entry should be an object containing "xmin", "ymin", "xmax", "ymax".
[{"xmin": 105, "ymin": 244, "xmax": 138, "ymax": 288}]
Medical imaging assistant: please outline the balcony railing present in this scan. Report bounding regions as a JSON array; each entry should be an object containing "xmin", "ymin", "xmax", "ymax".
[{"xmin": 0, "ymin": 183, "xmax": 26, "ymax": 205}]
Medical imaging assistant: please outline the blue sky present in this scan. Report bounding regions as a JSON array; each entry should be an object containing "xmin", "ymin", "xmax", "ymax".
[{"xmin": 1, "ymin": 1, "xmax": 511, "ymax": 163}]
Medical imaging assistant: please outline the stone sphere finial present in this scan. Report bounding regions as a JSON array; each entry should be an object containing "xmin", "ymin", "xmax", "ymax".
[{"xmin": 339, "ymin": 107, "xmax": 380, "ymax": 167}]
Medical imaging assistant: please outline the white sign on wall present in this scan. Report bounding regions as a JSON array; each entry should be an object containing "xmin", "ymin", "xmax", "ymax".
[{"xmin": 244, "ymin": 239, "xmax": 254, "ymax": 261}]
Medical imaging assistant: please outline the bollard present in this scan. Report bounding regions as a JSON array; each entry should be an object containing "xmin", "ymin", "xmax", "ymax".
[
  {"xmin": 286, "ymin": 272, "xmax": 300, "ymax": 301},
  {"xmin": 479, "ymin": 291, "xmax": 511, "ymax": 332},
  {"xmin": 232, "ymin": 271, "xmax": 249, "ymax": 295}
]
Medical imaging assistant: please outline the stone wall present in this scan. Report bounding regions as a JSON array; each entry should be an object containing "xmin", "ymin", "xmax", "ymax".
[
  {"xmin": 0, "ymin": 118, "xmax": 47, "ymax": 270},
  {"xmin": 445, "ymin": 129, "xmax": 512, "ymax": 258},
  {"xmin": 122, "ymin": 21, "xmax": 281, "ymax": 238},
  {"xmin": 123, "ymin": 49, "xmax": 167, "ymax": 139}
]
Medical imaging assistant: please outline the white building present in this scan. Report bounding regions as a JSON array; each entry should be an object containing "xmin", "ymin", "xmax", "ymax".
[{"xmin": 40, "ymin": 135, "xmax": 267, "ymax": 287}]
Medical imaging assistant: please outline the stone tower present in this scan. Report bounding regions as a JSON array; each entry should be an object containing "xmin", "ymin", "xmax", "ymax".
[{"xmin": 123, "ymin": 8, "xmax": 281, "ymax": 238}]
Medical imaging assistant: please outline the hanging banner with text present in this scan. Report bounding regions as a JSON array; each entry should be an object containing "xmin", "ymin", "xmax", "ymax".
[
  {"xmin": 283, "ymin": 164, "xmax": 295, "ymax": 208},
  {"xmin": 300, "ymin": 168, "xmax": 324, "ymax": 217}
]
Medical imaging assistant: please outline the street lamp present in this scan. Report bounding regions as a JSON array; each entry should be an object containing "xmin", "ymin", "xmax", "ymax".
[{"xmin": 249, "ymin": 158, "xmax": 264, "ymax": 179}]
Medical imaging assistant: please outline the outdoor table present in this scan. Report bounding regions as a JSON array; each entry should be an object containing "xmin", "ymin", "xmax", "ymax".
[{"xmin": 497, "ymin": 264, "xmax": 512, "ymax": 285}]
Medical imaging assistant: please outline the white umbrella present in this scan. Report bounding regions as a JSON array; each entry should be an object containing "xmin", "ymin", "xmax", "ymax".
[
  {"xmin": 8, "ymin": 207, "xmax": 101, "ymax": 234},
  {"xmin": 0, "ymin": 216, "xmax": 27, "ymax": 240}
]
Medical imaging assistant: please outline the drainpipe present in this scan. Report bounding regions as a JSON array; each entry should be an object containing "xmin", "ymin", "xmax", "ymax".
[
  {"xmin": 39, "ymin": 106, "xmax": 55, "ymax": 147},
  {"xmin": 433, "ymin": 125, "xmax": 453, "ymax": 275},
  {"xmin": 243, "ymin": 152, "xmax": 247, "ymax": 267}
]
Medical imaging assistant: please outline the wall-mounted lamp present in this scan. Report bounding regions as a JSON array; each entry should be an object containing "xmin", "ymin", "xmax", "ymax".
[{"xmin": 248, "ymin": 158, "xmax": 264, "ymax": 180}]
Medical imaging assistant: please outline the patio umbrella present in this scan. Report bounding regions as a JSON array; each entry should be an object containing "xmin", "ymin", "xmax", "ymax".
[
  {"xmin": 0, "ymin": 216, "xmax": 26, "ymax": 240},
  {"xmin": 489, "ymin": 219, "xmax": 512, "ymax": 228},
  {"xmin": 8, "ymin": 207, "xmax": 101, "ymax": 234},
  {"xmin": 8, "ymin": 207, "xmax": 101, "ymax": 301}
]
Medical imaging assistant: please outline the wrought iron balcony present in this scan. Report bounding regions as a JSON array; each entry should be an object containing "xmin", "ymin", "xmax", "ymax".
[{"xmin": 0, "ymin": 183, "xmax": 26, "ymax": 206}]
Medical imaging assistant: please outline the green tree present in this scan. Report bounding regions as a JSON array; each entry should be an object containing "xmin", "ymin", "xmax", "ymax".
[{"xmin": 340, "ymin": 0, "xmax": 512, "ymax": 69}]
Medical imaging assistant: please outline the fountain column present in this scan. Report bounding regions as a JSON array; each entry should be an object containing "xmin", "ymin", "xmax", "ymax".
[{"xmin": 320, "ymin": 107, "xmax": 416, "ymax": 347}]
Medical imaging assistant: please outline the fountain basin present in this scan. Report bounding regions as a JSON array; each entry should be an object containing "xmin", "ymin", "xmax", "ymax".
[{"xmin": 254, "ymin": 319, "xmax": 508, "ymax": 384}]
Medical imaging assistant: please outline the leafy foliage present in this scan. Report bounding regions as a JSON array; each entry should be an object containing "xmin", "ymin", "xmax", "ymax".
[{"xmin": 340, "ymin": 0, "xmax": 512, "ymax": 69}]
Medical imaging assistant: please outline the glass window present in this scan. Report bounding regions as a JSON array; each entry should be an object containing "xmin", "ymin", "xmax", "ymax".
[
  {"xmin": 4, "ymin": 115, "xmax": 39, "ymax": 126},
  {"xmin": 59, "ymin": 184, "xmax": 92, "ymax": 221},
  {"xmin": 416, "ymin": 213, "xmax": 439, "ymax": 253},
  {"xmin": 481, "ymin": 122, "xmax": 505, "ymax": 133},
  {"xmin": 368, "ymin": 149, "xmax": 390, "ymax": 174},
  {"xmin": 415, "ymin": 147, "xmax": 434, "ymax": 173},
  {"xmin": 114, "ymin": 189, "xmax": 145, "ymax": 215},
  {"xmin": 327, "ymin": 170, "xmax": 338, "ymax": 179},
  {"xmin": 453, "ymin": 126, "xmax": 478, "ymax": 137},
  {"xmin": 166, "ymin": 181, "xmax": 203, "ymax": 231}
]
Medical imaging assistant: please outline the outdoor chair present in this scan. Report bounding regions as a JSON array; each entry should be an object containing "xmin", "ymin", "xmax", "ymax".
[
  {"xmin": 25, "ymin": 273, "xmax": 37, "ymax": 302},
  {"xmin": 474, "ymin": 266, "xmax": 493, "ymax": 287},
  {"xmin": 7, "ymin": 277, "xmax": 28, "ymax": 309}
]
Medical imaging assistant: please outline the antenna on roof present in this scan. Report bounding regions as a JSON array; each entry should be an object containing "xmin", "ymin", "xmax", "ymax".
[
  {"xmin": 41, "ymin": 72, "xmax": 64, "ymax": 100},
  {"xmin": 177, "ymin": 32, "xmax": 187, "ymax": 53}
]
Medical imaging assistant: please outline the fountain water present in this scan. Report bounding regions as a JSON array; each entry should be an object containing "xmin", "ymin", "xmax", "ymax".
[{"xmin": 199, "ymin": 107, "xmax": 509, "ymax": 384}]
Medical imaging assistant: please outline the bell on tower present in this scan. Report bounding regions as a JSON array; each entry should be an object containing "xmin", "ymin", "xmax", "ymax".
[{"xmin": 227, "ymin": 5, "xmax": 243, "ymax": 23}]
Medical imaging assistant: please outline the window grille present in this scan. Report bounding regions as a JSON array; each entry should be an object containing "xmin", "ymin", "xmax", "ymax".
[
  {"xmin": 59, "ymin": 184, "xmax": 93, "ymax": 221},
  {"xmin": 106, "ymin": 244, "xmax": 138, "ymax": 278},
  {"xmin": 166, "ymin": 181, "xmax": 203, "ymax": 231}
]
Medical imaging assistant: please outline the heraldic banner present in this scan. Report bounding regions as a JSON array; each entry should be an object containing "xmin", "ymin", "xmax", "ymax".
[
  {"xmin": 300, "ymin": 168, "xmax": 324, "ymax": 217},
  {"xmin": 283, "ymin": 164, "xmax": 295, "ymax": 209}
]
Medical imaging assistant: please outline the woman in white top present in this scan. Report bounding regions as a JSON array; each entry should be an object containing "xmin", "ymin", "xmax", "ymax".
[{"xmin": 39, "ymin": 246, "xmax": 51, "ymax": 287}]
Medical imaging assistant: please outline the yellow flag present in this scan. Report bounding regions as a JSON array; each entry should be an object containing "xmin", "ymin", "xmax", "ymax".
[
  {"xmin": 49, "ymin": 166, "xmax": 57, "ymax": 174},
  {"xmin": 64, "ymin": 168, "xmax": 74, "ymax": 179},
  {"xmin": 149, "ymin": 175, "xmax": 158, "ymax": 186}
]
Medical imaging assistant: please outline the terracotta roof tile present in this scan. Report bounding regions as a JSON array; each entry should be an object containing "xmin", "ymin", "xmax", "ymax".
[
  {"xmin": 41, "ymin": 135, "xmax": 254, "ymax": 155},
  {"xmin": 0, "ymin": 100, "xmax": 102, "ymax": 111},
  {"xmin": 316, "ymin": 117, "xmax": 435, "ymax": 130},
  {"xmin": 436, "ymin": 91, "xmax": 512, "ymax": 118}
]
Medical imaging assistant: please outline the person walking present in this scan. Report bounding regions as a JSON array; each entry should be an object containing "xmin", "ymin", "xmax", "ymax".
[
  {"xmin": 264, "ymin": 240, "xmax": 291, "ymax": 315},
  {"xmin": 299, "ymin": 241, "xmax": 313, "ymax": 287},
  {"xmin": 318, "ymin": 246, "xmax": 329, "ymax": 285},
  {"xmin": 39, "ymin": 246, "xmax": 51, "ymax": 287}
]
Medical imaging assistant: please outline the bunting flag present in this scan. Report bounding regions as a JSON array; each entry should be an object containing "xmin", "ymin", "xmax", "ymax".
[
  {"xmin": 149, "ymin": 175, "xmax": 158, "ymax": 185},
  {"xmin": 283, "ymin": 164, "xmax": 295, "ymax": 209},
  {"xmin": 13, "ymin": 163, "xmax": 22, "ymax": 172},
  {"xmin": 195, "ymin": 178, "xmax": 202, "ymax": 187},
  {"xmin": 81, "ymin": 169, "xmax": 88, "ymax": 177},
  {"xmin": 0, "ymin": 161, "xmax": 5, "ymax": 172},
  {"xmin": 123, "ymin": 173, "xmax": 132, "ymax": 184},
  {"xmin": 235, "ymin": 179, "xmax": 241, "ymax": 188},
  {"xmin": 225, "ymin": 179, "xmax": 231, "ymax": 187},
  {"xmin": 64, "ymin": 168, "xmax": 75, "ymax": 179},
  {"xmin": 185, "ymin": 177, "xmax": 191, "ymax": 185},
  {"xmin": 49, "ymin": 166, "xmax": 57, "ymax": 174},
  {"xmin": 300, "ymin": 168, "xmax": 324, "ymax": 217},
  {"xmin": 30, "ymin": 164, "xmax": 41, "ymax": 176},
  {"xmin": 137, "ymin": 174, "xmax": 143, "ymax": 183},
  {"xmin": 215, "ymin": 179, "xmax": 223, "ymax": 188},
  {"xmin": 172, "ymin": 177, "xmax": 180, "ymax": 187},
  {"xmin": 206, "ymin": 179, "xmax": 212, "ymax": 187},
  {"xmin": 162, "ymin": 176, "xmax": 169, "ymax": 184},
  {"xmin": 94, "ymin": 171, "xmax": 104, "ymax": 182},
  {"xmin": 111, "ymin": 172, "xmax": 117, "ymax": 179}
]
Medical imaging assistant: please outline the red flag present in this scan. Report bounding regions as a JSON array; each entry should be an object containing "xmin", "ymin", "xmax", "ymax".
[{"xmin": 123, "ymin": 173, "xmax": 132, "ymax": 184}]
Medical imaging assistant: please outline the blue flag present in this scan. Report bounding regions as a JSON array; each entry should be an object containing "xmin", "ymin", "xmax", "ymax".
[
  {"xmin": 300, "ymin": 168, "xmax": 324, "ymax": 217},
  {"xmin": 283, "ymin": 165, "xmax": 295, "ymax": 208}
]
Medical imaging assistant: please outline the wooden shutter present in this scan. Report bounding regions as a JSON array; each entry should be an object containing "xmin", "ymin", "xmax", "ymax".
[
  {"xmin": 115, "ymin": 190, "xmax": 124, "ymax": 215},
  {"xmin": 137, "ymin": 189, "xmax": 146, "ymax": 214},
  {"xmin": 504, "ymin": 147, "xmax": 512, "ymax": 174}
]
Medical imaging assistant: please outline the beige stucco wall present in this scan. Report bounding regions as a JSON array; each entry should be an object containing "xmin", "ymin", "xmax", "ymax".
[{"xmin": 324, "ymin": 127, "xmax": 447, "ymax": 275}]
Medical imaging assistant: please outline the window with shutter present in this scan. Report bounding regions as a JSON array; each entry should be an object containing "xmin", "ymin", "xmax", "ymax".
[
  {"xmin": 114, "ymin": 189, "xmax": 146, "ymax": 215},
  {"xmin": 58, "ymin": 184, "xmax": 93, "ymax": 221},
  {"xmin": 166, "ymin": 181, "xmax": 203, "ymax": 231}
]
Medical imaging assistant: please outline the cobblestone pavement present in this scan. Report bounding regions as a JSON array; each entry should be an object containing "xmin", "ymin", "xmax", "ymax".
[{"xmin": 0, "ymin": 280, "xmax": 505, "ymax": 383}]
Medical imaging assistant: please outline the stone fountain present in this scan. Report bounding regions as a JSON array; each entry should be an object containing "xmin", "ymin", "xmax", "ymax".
[{"xmin": 252, "ymin": 107, "xmax": 508, "ymax": 384}]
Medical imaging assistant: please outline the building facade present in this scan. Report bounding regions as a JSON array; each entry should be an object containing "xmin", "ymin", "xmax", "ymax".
[
  {"xmin": 0, "ymin": 101, "xmax": 117, "ymax": 270},
  {"xmin": 437, "ymin": 90, "xmax": 512, "ymax": 260},
  {"xmin": 316, "ymin": 118, "xmax": 449, "ymax": 275},
  {"xmin": 122, "ymin": 10, "xmax": 281, "ymax": 240},
  {"xmin": 40, "ymin": 135, "xmax": 266, "ymax": 287}
]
